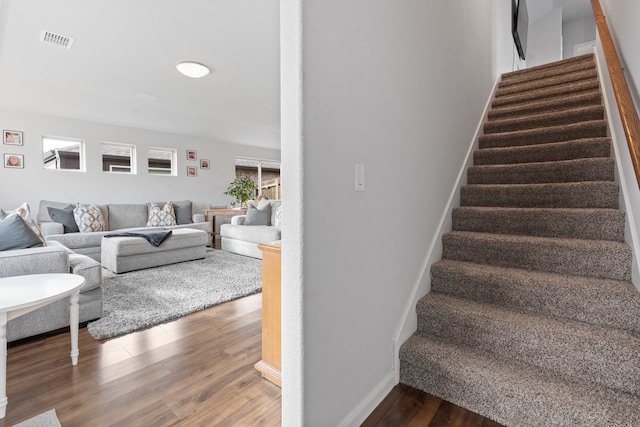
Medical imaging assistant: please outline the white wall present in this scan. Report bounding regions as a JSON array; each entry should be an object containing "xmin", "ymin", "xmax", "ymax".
[
  {"xmin": 527, "ymin": 7, "xmax": 563, "ymax": 67},
  {"xmin": 563, "ymin": 16, "xmax": 597, "ymax": 59},
  {"xmin": 0, "ymin": 108, "xmax": 280, "ymax": 216},
  {"xmin": 281, "ymin": 1, "xmax": 508, "ymax": 425}
]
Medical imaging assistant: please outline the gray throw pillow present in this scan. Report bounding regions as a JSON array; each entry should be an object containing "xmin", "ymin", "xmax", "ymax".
[
  {"xmin": 244, "ymin": 203, "xmax": 271, "ymax": 226},
  {"xmin": 0, "ymin": 214, "xmax": 45, "ymax": 251},
  {"xmin": 0, "ymin": 209, "xmax": 6, "ymax": 220},
  {"xmin": 48, "ymin": 205, "xmax": 79, "ymax": 233},
  {"xmin": 174, "ymin": 201, "xmax": 194, "ymax": 225}
]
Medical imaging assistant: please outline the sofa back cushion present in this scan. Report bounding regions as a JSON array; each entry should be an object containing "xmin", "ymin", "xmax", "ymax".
[
  {"xmin": 108, "ymin": 204, "xmax": 148, "ymax": 230},
  {"xmin": 38, "ymin": 200, "xmax": 73, "ymax": 223}
]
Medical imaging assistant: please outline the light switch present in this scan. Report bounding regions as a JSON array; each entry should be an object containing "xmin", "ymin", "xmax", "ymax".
[{"xmin": 355, "ymin": 164, "xmax": 365, "ymax": 191}]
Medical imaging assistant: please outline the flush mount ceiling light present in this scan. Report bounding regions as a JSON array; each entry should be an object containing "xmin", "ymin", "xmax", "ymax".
[{"xmin": 176, "ymin": 61, "xmax": 211, "ymax": 78}]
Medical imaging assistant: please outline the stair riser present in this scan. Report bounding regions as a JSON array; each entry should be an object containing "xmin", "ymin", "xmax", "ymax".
[
  {"xmin": 492, "ymin": 80, "xmax": 600, "ymax": 109},
  {"xmin": 499, "ymin": 59, "xmax": 597, "ymax": 88},
  {"xmin": 474, "ymin": 139, "xmax": 611, "ymax": 166},
  {"xmin": 442, "ymin": 233, "xmax": 632, "ymax": 281},
  {"xmin": 467, "ymin": 159, "xmax": 615, "ymax": 185},
  {"xmin": 483, "ymin": 107, "xmax": 605, "ymax": 135},
  {"xmin": 451, "ymin": 207, "xmax": 625, "ymax": 241},
  {"xmin": 416, "ymin": 297, "xmax": 640, "ymax": 395},
  {"xmin": 430, "ymin": 260, "xmax": 640, "ymax": 333},
  {"xmin": 488, "ymin": 91, "xmax": 602, "ymax": 121},
  {"xmin": 479, "ymin": 121, "xmax": 608, "ymax": 149},
  {"xmin": 495, "ymin": 70, "xmax": 598, "ymax": 99},
  {"xmin": 461, "ymin": 182, "xmax": 619, "ymax": 209}
]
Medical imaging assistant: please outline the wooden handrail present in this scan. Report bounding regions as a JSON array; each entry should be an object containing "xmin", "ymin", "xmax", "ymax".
[{"xmin": 591, "ymin": 0, "xmax": 640, "ymax": 188}]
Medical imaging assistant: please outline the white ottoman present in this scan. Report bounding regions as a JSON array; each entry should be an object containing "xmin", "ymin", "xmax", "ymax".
[{"xmin": 101, "ymin": 228, "xmax": 208, "ymax": 273}]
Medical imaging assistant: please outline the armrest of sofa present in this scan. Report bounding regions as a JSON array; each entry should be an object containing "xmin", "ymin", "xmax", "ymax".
[
  {"xmin": 40, "ymin": 221, "xmax": 64, "ymax": 236},
  {"xmin": 0, "ymin": 246, "xmax": 69, "ymax": 278},
  {"xmin": 192, "ymin": 213, "xmax": 205, "ymax": 223},
  {"xmin": 231, "ymin": 215, "xmax": 247, "ymax": 225}
]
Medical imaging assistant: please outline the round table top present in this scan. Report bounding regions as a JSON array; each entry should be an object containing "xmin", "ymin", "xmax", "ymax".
[{"xmin": 0, "ymin": 273, "xmax": 85, "ymax": 313}]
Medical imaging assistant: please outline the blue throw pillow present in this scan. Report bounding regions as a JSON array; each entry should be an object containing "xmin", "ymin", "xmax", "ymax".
[
  {"xmin": 0, "ymin": 214, "xmax": 45, "ymax": 251},
  {"xmin": 244, "ymin": 203, "xmax": 271, "ymax": 226},
  {"xmin": 48, "ymin": 205, "xmax": 79, "ymax": 233}
]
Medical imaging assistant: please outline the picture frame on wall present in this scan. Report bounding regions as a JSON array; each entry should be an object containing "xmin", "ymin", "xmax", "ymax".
[
  {"xmin": 4, "ymin": 153, "xmax": 24, "ymax": 168},
  {"xmin": 200, "ymin": 159, "xmax": 210, "ymax": 169},
  {"xmin": 3, "ymin": 130, "xmax": 23, "ymax": 146},
  {"xmin": 187, "ymin": 166, "xmax": 197, "ymax": 177},
  {"xmin": 187, "ymin": 149, "xmax": 197, "ymax": 160}
]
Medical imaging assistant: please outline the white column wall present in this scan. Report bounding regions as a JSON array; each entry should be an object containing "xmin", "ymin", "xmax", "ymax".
[{"xmin": 281, "ymin": 1, "xmax": 511, "ymax": 425}]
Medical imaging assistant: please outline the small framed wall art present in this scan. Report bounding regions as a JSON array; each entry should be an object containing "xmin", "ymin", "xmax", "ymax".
[
  {"xmin": 200, "ymin": 159, "xmax": 210, "ymax": 169},
  {"xmin": 187, "ymin": 149, "xmax": 197, "ymax": 160},
  {"xmin": 3, "ymin": 130, "xmax": 23, "ymax": 146},
  {"xmin": 187, "ymin": 166, "xmax": 197, "ymax": 177},
  {"xmin": 4, "ymin": 153, "xmax": 24, "ymax": 168}
]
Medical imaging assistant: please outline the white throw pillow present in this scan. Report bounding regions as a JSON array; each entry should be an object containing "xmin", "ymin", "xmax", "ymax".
[
  {"xmin": 147, "ymin": 202, "xmax": 177, "ymax": 227},
  {"xmin": 274, "ymin": 204, "xmax": 282, "ymax": 230},
  {"xmin": 74, "ymin": 203, "xmax": 106, "ymax": 233}
]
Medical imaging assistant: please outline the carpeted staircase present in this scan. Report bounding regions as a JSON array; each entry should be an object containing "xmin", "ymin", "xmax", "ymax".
[{"xmin": 399, "ymin": 54, "xmax": 640, "ymax": 426}]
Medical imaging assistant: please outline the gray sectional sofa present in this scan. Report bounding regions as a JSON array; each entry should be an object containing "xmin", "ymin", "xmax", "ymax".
[
  {"xmin": 37, "ymin": 200, "xmax": 212, "ymax": 262},
  {"xmin": 0, "ymin": 240, "xmax": 103, "ymax": 342},
  {"xmin": 220, "ymin": 200, "xmax": 281, "ymax": 259}
]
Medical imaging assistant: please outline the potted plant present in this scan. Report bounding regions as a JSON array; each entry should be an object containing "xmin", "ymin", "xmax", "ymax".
[{"xmin": 224, "ymin": 176, "xmax": 256, "ymax": 208}]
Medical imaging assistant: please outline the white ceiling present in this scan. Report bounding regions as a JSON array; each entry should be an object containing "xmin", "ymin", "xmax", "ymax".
[{"xmin": 0, "ymin": 0, "xmax": 281, "ymax": 150}]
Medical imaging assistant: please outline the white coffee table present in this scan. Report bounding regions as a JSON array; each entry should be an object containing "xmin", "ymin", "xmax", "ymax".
[{"xmin": 0, "ymin": 273, "xmax": 85, "ymax": 419}]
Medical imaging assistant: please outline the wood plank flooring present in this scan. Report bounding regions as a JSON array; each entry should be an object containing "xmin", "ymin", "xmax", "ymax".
[
  {"xmin": 362, "ymin": 383, "xmax": 505, "ymax": 427},
  {"xmin": 0, "ymin": 293, "xmax": 281, "ymax": 427},
  {"xmin": 2, "ymin": 292, "xmax": 503, "ymax": 427}
]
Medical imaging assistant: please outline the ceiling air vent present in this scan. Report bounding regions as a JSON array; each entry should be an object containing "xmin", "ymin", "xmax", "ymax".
[{"xmin": 40, "ymin": 30, "xmax": 74, "ymax": 49}]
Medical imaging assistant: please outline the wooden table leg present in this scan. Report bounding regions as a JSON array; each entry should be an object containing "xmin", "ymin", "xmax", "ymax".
[
  {"xmin": 0, "ymin": 312, "xmax": 7, "ymax": 419},
  {"xmin": 69, "ymin": 292, "xmax": 79, "ymax": 366}
]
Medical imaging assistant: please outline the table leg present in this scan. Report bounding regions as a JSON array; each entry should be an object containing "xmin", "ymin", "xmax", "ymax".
[
  {"xmin": 1, "ymin": 312, "xmax": 7, "ymax": 419},
  {"xmin": 69, "ymin": 292, "xmax": 79, "ymax": 366}
]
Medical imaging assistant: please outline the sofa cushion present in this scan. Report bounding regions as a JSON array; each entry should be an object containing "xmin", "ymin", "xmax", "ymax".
[
  {"xmin": 68, "ymin": 253, "xmax": 102, "ymax": 292},
  {"xmin": 0, "ymin": 215, "xmax": 44, "ymax": 251},
  {"xmin": 220, "ymin": 224, "xmax": 281, "ymax": 244},
  {"xmin": 74, "ymin": 204, "xmax": 107, "ymax": 232},
  {"xmin": 47, "ymin": 230, "xmax": 109, "ymax": 250},
  {"xmin": 245, "ymin": 203, "xmax": 271, "ymax": 226},
  {"xmin": 147, "ymin": 202, "xmax": 177, "ymax": 226},
  {"xmin": 48, "ymin": 205, "xmax": 79, "ymax": 233},
  {"xmin": 108, "ymin": 204, "xmax": 148, "ymax": 230}
]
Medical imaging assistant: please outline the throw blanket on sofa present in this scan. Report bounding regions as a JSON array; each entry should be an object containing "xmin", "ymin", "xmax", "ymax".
[{"xmin": 104, "ymin": 230, "xmax": 172, "ymax": 247}]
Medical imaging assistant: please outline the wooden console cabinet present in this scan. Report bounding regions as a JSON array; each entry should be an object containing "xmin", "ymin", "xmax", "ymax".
[
  {"xmin": 255, "ymin": 241, "xmax": 282, "ymax": 387},
  {"xmin": 202, "ymin": 208, "xmax": 246, "ymax": 249}
]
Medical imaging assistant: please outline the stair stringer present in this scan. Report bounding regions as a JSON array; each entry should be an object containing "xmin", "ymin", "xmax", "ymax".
[
  {"xmin": 594, "ymin": 38, "xmax": 640, "ymax": 288},
  {"xmin": 392, "ymin": 77, "xmax": 500, "ymax": 384}
]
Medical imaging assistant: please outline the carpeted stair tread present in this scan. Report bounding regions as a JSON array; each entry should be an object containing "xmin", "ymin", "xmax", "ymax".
[
  {"xmin": 483, "ymin": 105, "xmax": 605, "ymax": 135},
  {"xmin": 478, "ymin": 120, "xmax": 608, "ymax": 149},
  {"xmin": 494, "ymin": 69, "xmax": 598, "ymax": 99},
  {"xmin": 430, "ymin": 259, "xmax": 640, "ymax": 333},
  {"xmin": 487, "ymin": 90, "xmax": 602, "ymax": 121},
  {"xmin": 416, "ymin": 292, "xmax": 640, "ymax": 394},
  {"xmin": 499, "ymin": 56, "xmax": 597, "ymax": 88},
  {"xmin": 452, "ymin": 206, "xmax": 625, "ymax": 241},
  {"xmin": 473, "ymin": 137, "xmax": 611, "ymax": 165},
  {"xmin": 467, "ymin": 158, "xmax": 614, "ymax": 184},
  {"xmin": 491, "ymin": 79, "xmax": 600, "ymax": 109},
  {"xmin": 442, "ymin": 231, "xmax": 632, "ymax": 281},
  {"xmin": 460, "ymin": 181, "xmax": 619, "ymax": 209},
  {"xmin": 500, "ymin": 54, "xmax": 595, "ymax": 82},
  {"xmin": 399, "ymin": 334, "xmax": 640, "ymax": 427}
]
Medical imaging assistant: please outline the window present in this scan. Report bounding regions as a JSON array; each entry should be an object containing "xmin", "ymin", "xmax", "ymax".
[
  {"xmin": 235, "ymin": 157, "xmax": 282, "ymax": 200},
  {"xmin": 43, "ymin": 136, "xmax": 84, "ymax": 171},
  {"xmin": 148, "ymin": 147, "xmax": 176, "ymax": 175},
  {"xmin": 102, "ymin": 142, "xmax": 135, "ymax": 174}
]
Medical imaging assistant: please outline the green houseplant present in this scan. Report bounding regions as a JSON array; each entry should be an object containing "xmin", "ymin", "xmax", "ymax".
[{"xmin": 224, "ymin": 176, "xmax": 256, "ymax": 208}]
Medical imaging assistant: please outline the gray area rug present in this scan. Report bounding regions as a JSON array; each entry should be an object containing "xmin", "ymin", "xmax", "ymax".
[
  {"xmin": 87, "ymin": 249, "xmax": 261, "ymax": 339},
  {"xmin": 12, "ymin": 409, "xmax": 61, "ymax": 427}
]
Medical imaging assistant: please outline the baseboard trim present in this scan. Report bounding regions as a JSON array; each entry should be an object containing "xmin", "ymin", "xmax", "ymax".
[
  {"xmin": 391, "ymin": 76, "xmax": 501, "ymax": 384},
  {"xmin": 337, "ymin": 371, "xmax": 395, "ymax": 427}
]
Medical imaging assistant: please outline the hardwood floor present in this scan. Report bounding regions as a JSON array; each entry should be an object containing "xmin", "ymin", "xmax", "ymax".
[
  {"xmin": 1, "ymin": 293, "xmax": 281, "ymax": 427},
  {"xmin": 2, "ymin": 292, "xmax": 503, "ymax": 427},
  {"xmin": 362, "ymin": 383, "xmax": 505, "ymax": 427}
]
